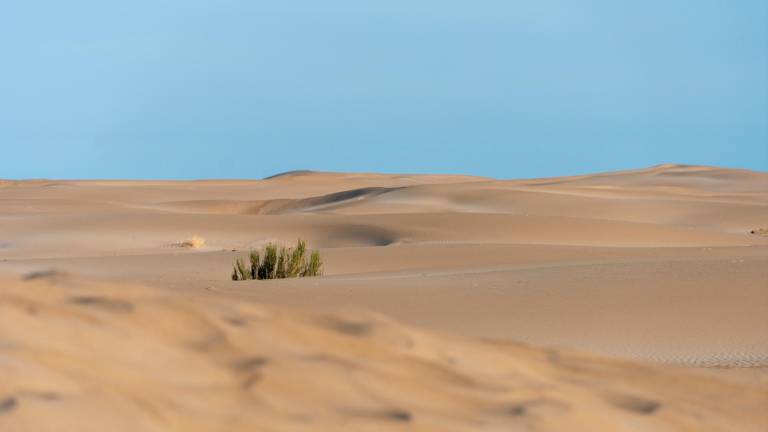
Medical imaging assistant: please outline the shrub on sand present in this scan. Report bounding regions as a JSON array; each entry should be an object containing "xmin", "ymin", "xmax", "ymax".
[{"xmin": 231, "ymin": 238, "xmax": 323, "ymax": 281}]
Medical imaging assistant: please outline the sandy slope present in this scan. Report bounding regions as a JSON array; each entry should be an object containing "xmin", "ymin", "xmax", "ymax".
[
  {"xmin": 1, "ymin": 165, "xmax": 767, "ymax": 430},
  {"xmin": 1, "ymin": 274, "xmax": 766, "ymax": 432}
]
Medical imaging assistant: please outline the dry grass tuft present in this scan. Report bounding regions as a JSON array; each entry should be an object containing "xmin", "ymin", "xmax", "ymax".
[
  {"xmin": 179, "ymin": 235, "xmax": 206, "ymax": 249},
  {"xmin": 749, "ymin": 228, "xmax": 768, "ymax": 236},
  {"xmin": 232, "ymin": 238, "xmax": 323, "ymax": 281}
]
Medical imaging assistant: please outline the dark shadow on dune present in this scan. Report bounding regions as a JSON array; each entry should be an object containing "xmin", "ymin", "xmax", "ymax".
[
  {"xmin": 317, "ymin": 223, "xmax": 398, "ymax": 246},
  {"xmin": 156, "ymin": 186, "xmax": 406, "ymax": 216},
  {"xmin": 342, "ymin": 408, "xmax": 413, "ymax": 423},
  {"xmin": 308, "ymin": 186, "xmax": 398, "ymax": 203},
  {"xmin": 69, "ymin": 296, "xmax": 135, "ymax": 313},
  {"xmin": 502, "ymin": 398, "xmax": 569, "ymax": 417},
  {"xmin": 260, "ymin": 186, "xmax": 404, "ymax": 214},
  {"xmin": 232, "ymin": 356, "xmax": 270, "ymax": 372},
  {"xmin": 320, "ymin": 317, "xmax": 373, "ymax": 337},
  {"xmin": 607, "ymin": 394, "xmax": 661, "ymax": 415},
  {"xmin": 0, "ymin": 397, "xmax": 18, "ymax": 415},
  {"xmin": 22, "ymin": 269, "xmax": 70, "ymax": 283}
]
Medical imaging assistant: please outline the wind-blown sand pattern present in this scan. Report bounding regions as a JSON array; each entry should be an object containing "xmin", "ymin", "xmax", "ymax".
[
  {"xmin": 2, "ymin": 274, "xmax": 767, "ymax": 431},
  {"xmin": 1, "ymin": 164, "xmax": 767, "ymax": 430}
]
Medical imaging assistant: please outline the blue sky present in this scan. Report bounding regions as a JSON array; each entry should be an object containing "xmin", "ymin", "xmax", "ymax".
[{"xmin": 1, "ymin": 1, "xmax": 766, "ymax": 179}]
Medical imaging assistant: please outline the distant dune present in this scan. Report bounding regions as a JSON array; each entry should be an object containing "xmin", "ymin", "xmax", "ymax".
[{"xmin": 1, "ymin": 165, "xmax": 767, "ymax": 430}]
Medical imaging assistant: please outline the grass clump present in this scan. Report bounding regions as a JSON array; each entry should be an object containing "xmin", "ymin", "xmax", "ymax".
[{"xmin": 231, "ymin": 238, "xmax": 323, "ymax": 281}]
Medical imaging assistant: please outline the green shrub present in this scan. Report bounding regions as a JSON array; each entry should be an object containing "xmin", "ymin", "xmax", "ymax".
[
  {"xmin": 304, "ymin": 250, "xmax": 322, "ymax": 277},
  {"xmin": 231, "ymin": 238, "xmax": 323, "ymax": 281},
  {"xmin": 287, "ymin": 239, "xmax": 307, "ymax": 277},
  {"xmin": 261, "ymin": 243, "xmax": 278, "ymax": 279},
  {"xmin": 249, "ymin": 251, "xmax": 260, "ymax": 279}
]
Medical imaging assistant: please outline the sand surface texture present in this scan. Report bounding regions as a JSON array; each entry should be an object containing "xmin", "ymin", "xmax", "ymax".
[
  {"xmin": 2, "ymin": 274, "xmax": 767, "ymax": 431},
  {"xmin": 1, "ymin": 164, "xmax": 767, "ymax": 430}
]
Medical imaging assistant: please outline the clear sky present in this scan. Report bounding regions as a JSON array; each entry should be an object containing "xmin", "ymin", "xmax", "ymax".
[{"xmin": 1, "ymin": 1, "xmax": 766, "ymax": 179}]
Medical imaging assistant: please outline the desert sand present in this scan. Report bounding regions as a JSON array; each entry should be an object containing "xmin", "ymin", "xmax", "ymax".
[{"xmin": 1, "ymin": 164, "xmax": 767, "ymax": 430}]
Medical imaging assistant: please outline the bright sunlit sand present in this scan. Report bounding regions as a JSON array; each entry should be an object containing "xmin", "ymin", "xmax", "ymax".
[{"xmin": 1, "ymin": 165, "xmax": 767, "ymax": 431}]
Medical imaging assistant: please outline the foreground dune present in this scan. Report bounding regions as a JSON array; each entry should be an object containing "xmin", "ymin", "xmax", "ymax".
[
  {"xmin": 1, "ymin": 164, "xmax": 767, "ymax": 430},
  {"xmin": 2, "ymin": 274, "xmax": 766, "ymax": 431}
]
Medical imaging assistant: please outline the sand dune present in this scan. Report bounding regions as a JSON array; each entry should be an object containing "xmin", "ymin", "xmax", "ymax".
[
  {"xmin": 1, "ymin": 165, "xmax": 767, "ymax": 430},
  {"xmin": 1, "ymin": 274, "xmax": 766, "ymax": 431},
  {"xmin": 215, "ymin": 253, "xmax": 768, "ymax": 367}
]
